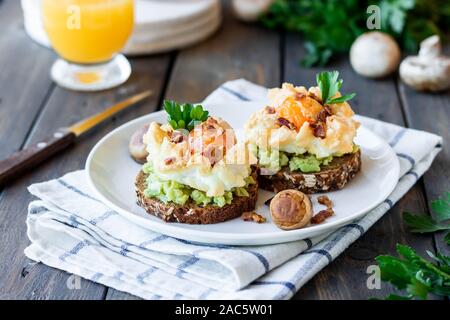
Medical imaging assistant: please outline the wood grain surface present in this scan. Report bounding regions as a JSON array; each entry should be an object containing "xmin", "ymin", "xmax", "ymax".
[{"xmin": 0, "ymin": 0, "xmax": 448, "ymax": 300}]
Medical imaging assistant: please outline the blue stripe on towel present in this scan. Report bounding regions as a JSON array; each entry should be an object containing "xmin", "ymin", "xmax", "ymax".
[
  {"xmin": 120, "ymin": 244, "xmax": 129, "ymax": 256},
  {"xmin": 57, "ymin": 179, "xmax": 100, "ymax": 203},
  {"xmin": 405, "ymin": 171, "xmax": 419, "ymax": 180},
  {"xmin": 221, "ymin": 86, "xmax": 251, "ymax": 101},
  {"xmin": 396, "ymin": 153, "xmax": 415, "ymax": 167},
  {"xmin": 139, "ymin": 235, "xmax": 169, "ymax": 248},
  {"xmin": 178, "ymin": 238, "xmax": 270, "ymax": 272},
  {"xmin": 346, "ymin": 223, "xmax": 365, "ymax": 235},
  {"xmin": 177, "ymin": 257, "xmax": 200, "ymax": 270},
  {"xmin": 253, "ymin": 280, "xmax": 296, "ymax": 295},
  {"xmin": 199, "ymin": 288, "xmax": 215, "ymax": 299},
  {"xmin": 89, "ymin": 211, "xmax": 117, "ymax": 225},
  {"xmin": 274, "ymin": 225, "xmax": 357, "ymax": 299},
  {"xmin": 174, "ymin": 293, "xmax": 183, "ymax": 300},
  {"xmin": 304, "ymin": 238, "xmax": 313, "ymax": 249},
  {"xmin": 389, "ymin": 129, "xmax": 406, "ymax": 146},
  {"xmin": 59, "ymin": 240, "xmax": 91, "ymax": 261},
  {"xmin": 302, "ymin": 249, "xmax": 333, "ymax": 263},
  {"xmin": 384, "ymin": 198, "xmax": 394, "ymax": 208},
  {"xmin": 29, "ymin": 206, "xmax": 48, "ymax": 215},
  {"xmin": 69, "ymin": 215, "xmax": 79, "ymax": 227},
  {"xmin": 137, "ymin": 266, "xmax": 157, "ymax": 284},
  {"xmin": 90, "ymin": 272, "xmax": 103, "ymax": 281},
  {"xmin": 175, "ymin": 257, "xmax": 200, "ymax": 278}
]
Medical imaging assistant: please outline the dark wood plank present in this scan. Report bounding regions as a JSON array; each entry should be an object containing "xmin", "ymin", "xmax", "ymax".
[
  {"xmin": 398, "ymin": 80, "xmax": 450, "ymax": 258},
  {"xmin": 0, "ymin": 0, "xmax": 55, "ymax": 159},
  {"xmin": 105, "ymin": 1, "xmax": 281, "ymax": 300},
  {"xmin": 284, "ymin": 34, "xmax": 437, "ymax": 299},
  {"xmin": 164, "ymin": 3, "xmax": 280, "ymax": 102},
  {"xmin": 0, "ymin": 56, "xmax": 171, "ymax": 299}
]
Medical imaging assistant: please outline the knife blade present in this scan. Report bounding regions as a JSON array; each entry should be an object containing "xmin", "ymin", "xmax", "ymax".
[{"xmin": 0, "ymin": 90, "xmax": 152, "ymax": 186}]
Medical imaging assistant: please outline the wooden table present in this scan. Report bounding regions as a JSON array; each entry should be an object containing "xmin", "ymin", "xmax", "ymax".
[{"xmin": 0, "ymin": 0, "xmax": 448, "ymax": 300}]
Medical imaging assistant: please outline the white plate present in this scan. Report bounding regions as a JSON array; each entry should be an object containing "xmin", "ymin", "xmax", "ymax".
[{"xmin": 86, "ymin": 101, "xmax": 399, "ymax": 245}]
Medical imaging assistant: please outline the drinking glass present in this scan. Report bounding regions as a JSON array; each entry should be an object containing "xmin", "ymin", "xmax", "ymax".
[{"xmin": 42, "ymin": 0, "xmax": 134, "ymax": 91}]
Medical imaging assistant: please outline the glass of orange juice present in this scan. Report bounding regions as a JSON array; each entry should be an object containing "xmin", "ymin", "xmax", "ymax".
[{"xmin": 42, "ymin": 0, "xmax": 134, "ymax": 91}]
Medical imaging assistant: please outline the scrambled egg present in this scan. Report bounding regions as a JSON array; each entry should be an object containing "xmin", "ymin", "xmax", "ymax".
[
  {"xmin": 143, "ymin": 117, "xmax": 254, "ymax": 197},
  {"xmin": 245, "ymin": 83, "xmax": 360, "ymax": 158}
]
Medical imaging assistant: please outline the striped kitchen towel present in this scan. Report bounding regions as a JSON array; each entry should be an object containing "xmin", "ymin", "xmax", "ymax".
[{"xmin": 25, "ymin": 79, "xmax": 443, "ymax": 299}]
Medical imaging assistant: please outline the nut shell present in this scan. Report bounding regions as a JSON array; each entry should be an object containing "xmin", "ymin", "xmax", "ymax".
[{"xmin": 270, "ymin": 190, "xmax": 312, "ymax": 230}]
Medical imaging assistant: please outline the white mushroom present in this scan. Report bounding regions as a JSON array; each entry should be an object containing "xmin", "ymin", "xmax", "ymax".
[
  {"xmin": 350, "ymin": 32, "xmax": 401, "ymax": 78},
  {"xmin": 399, "ymin": 35, "xmax": 450, "ymax": 92},
  {"xmin": 231, "ymin": 0, "xmax": 274, "ymax": 22}
]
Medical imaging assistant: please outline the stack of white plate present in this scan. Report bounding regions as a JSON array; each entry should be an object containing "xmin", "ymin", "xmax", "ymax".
[{"xmin": 21, "ymin": 0, "xmax": 222, "ymax": 55}]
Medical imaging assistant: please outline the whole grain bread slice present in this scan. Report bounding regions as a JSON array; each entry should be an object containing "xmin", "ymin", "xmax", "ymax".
[
  {"xmin": 135, "ymin": 168, "xmax": 258, "ymax": 224},
  {"xmin": 258, "ymin": 150, "xmax": 361, "ymax": 194}
]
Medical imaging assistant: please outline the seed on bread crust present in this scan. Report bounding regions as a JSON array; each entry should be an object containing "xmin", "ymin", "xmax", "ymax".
[
  {"xmin": 258, "ymin": 150, "xmax": 361, "ymax": 194},
  {"xmin": 135, "ymin": 167, "xmax": 258, "ymax": 224}
]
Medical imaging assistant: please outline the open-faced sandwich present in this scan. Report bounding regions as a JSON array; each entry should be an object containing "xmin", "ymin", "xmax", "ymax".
[
  {"xmin": 245, "ymin": 71, "xmax": 361, "ymax": 193},
  {"xmin": 136, "ymin": 101, "xmax": 257, "ymax": 224}
]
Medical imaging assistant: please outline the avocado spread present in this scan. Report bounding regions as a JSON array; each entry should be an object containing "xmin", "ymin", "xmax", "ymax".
[{"xmin": 142, "ymin": 163, "xmax": 254, "ymax": 207}]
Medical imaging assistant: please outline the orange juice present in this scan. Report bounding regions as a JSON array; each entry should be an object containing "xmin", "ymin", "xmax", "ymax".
[{"xmin": 42, "ymin": 0, "xmax": 134, "ymax": 64}]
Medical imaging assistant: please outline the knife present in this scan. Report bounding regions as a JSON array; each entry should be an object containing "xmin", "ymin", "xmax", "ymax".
[{"xmin": 0, "ymin": 90, "xmax": 152, "ymax": 186}]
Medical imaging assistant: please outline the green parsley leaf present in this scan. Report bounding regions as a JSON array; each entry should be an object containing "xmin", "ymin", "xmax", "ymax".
[
  {"xmin": 163, "ymin": 100, "xmax": 209, "ymax": 131},
  {"xmin": 376, "ymin": 243, "xmax": 450, "ymax": 300},
  {"xmin": 431, "ymin": 192, "xmax": 450, "ymax": 222},
  {"xmin": 445, "ymin": 232, "xmax": 450, "ymax": 245},
  {"xmin": 403, "ymin": 212, "xmax": 450, "ymax": 233},
  {"xmin": 316, "ymin": 71, "xmax": 355, "ymax": 106}
]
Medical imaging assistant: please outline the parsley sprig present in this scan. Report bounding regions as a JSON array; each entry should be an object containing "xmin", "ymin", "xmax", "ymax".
[
  {"xmin": 376, "ymin": 244, "xmax": 450, "ymax": 299},
  {"xmin": 403, "ymin": 192, "xmax": 450, "ymax": 238},
  {"xmin": 316, "ymin": 71, "xmax": 355, "ymax": 106},
  {"xmin": 164, "ymin": 100, "xmax": 209, "ymax": 131},
  {"xmin": 375, "ymin": 192, "xmax": 450, "ymax": 300}
]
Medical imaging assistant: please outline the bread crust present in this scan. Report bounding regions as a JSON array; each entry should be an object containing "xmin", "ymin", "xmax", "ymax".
[
  {"xmin": 258, "ymin": 150, "xmax": 361, "ymax": 194},
  {"xmin": 135, "ymin": 168, "xmax": 258, "ymax": 224}
]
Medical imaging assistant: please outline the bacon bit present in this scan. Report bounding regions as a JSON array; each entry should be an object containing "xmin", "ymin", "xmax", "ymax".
[
  {"xmin": 310, "ymin": 106, "xmax": 332, "ymax": 139},
  {"xmin": 276, "ymin": 117, "xmax": 295, "ymax": 130},
  {"xmin": 265, "ymin": 106, "xmax": 276, "ymax": 114},
  {"xmin": 312, "ymin": 195, "xmax": 334, "ymax": 224},
  {"xmin": 316, "ymin": 105, "xmax": 332, "ymax": 122},
  {"xmin": 170, "ymin": 131, "xmax": 186, "ymax": 144},
  {"xmin": 164, "ymin": 157, "xmax": 175, "ymax": 165},
  {"xmin": 308, "ymin": 91, "xmax": 322, "ymax": 104},
  {"xmin": 242, "ymin": 211, "xmax": 266, "ymax": 223},
  {"xmin": 310, "ymin": 122, "xmax": 327, "ymax": 138},
  {"xmin": 202, "ymin": 144, "xmax": 224, "ymax": 166},
  {"xmin": 317, "ymin": 195, "xmax": 333, "ymax": 208},
  {"xmin": 295, "ymin": 92, "xmax": 306, "ymax": 100},
  {"xmin": 311, "ymin": 208, "xmax": 334, "ymax": 224}
]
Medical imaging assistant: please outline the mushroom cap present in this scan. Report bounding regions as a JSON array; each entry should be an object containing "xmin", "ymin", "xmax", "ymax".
[
  {"xmin": 231, "ymin": 0, "xmax": 274, "ymax": 22},
  {"xmin": 399, "ymin": 35, "xmax": 450, "ymax": 92},
  {"xmin": 399, "ymin": 56, "xmax": 450, "ymax": 91},
  {"xmin": 350, "ymin": 32, "xmax": 401, "ymax": 78},
  {"xmin": 270, "ymin": 190, "xmax": 313, "ymax": 230},
  {"xmin": 129, "ymin": 124, "xmax": 150, "ymax": 164}
]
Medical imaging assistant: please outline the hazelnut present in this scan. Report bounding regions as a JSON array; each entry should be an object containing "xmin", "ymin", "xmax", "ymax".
[{"xmin": 270, "ymin": 190, "xmax": 313, "ymax": 230}]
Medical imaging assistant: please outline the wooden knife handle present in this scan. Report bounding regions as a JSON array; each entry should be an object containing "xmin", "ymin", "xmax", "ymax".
[{"xmin": 0, "ymin": 130, "xmax": 76, "ymax": 186}]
